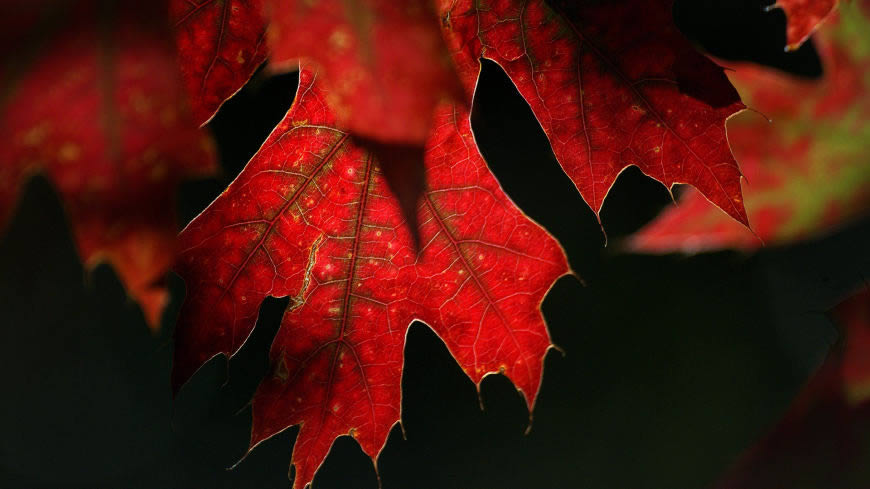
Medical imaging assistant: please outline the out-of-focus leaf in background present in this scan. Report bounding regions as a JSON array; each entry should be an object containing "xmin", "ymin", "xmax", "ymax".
[
  {"xmin": 713, "ymin": 287, "xmax": 870, "ymax": 489},
  {"xmin": 629, "ymin": 2, "xmax": 870, "ymax": 253},
  {"xmin": 0, "ymin": 0, "xmax": 216, "ymax": 329}
]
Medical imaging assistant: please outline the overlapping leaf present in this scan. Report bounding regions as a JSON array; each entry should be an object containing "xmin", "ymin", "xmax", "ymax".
[
  {"xmin": 439, "ymin": 0, "xmax": 748, "ymax": 227},
  {"xmin": 629, "ymin": 5, "xmax": 870, "ymax": 253},
  {"xmin": 175, "ymin": 0, "xmax": 751, "ymax": 231},
  {"xmin": 173, "ymin": 68, "xmax": 569, "ymax": 488},
  {"xmin": 171, "ymin": 0, "xmax": 469, "ymax": 241},
  {"xmin": 266, "ymin": 0, "xmax": 464, "ymax": 146},
  {"xmin": 170, "ymin": 0, "xmax": 763, "ymax": 484},
  {"xmin": 0, "ymin": 0, "xmax": 216, "ymax": 328},
  {"xmin": 773, "ymin": 0, "xmax": 839, "ymax": 51},
  {"xmin": 171, "ymin": 0, "xmax": 268, "ymax": 125}
]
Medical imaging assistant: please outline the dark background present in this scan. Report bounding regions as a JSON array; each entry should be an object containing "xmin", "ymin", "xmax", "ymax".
[{"xmin": 2, "ymin": 1, "xmax": 869, "ymax": 488}]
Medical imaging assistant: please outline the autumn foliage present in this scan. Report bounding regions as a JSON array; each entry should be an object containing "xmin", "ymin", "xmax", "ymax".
[
  {"xmin": 167, "ymin": 0, "xmax": 756, "ymax": 485},
  {"xmin": 630, "ymin": 6, "xmax": 870, "ymax": 252},
  {"xmin": 0, "ymin": 0, "xmax": 215, "ymax": 328},
  {"xmin": 2, "ymin": 0, "xmax": 869, "ymax": 487}
]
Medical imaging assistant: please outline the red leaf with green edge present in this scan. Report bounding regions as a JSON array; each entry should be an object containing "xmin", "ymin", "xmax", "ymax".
[
  {"xmin": 712, "ymin": 288, "xmax": 870, "ymax": 489},
  {"xmin": 438, "ymin": 0, "xmax": 748, "ymax": 229},
  {"xmin": 266, "ymin": 0, "xmax": 465, "ymax": 146},
  {"xmin": 628, "ymin": 5, "xmax": 870, "ymax": 254},
  {"xmin": 772, "ymin": 0, "xmax": 839, "ymax": 51},
  {"xmin": 172, "ymin": 67, "xmax": 569, "ymax": 488},
  {"xmin": 171, "ymin": 0, "xmax": 268, "ymax": 125},
  {"xmin": 0, "ymin": 0, "xmax": 216, "ymax": 329}
]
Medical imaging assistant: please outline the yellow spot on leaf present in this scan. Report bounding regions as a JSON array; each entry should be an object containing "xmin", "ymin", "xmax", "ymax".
[
  {"xmin": 329, "ymin": 29, "xmax": 351, "ymax": 51},
  {"xmin": 22, "ymin": 124, "xmax": 49, "ymax": 146},
  {"xmin": 150, "ymin": 163, "xmax": 168, "ymax": 181},
  {"xmin": 160, "ymin": 107, "xmax": 177, "ymax": 127},
  {"xmin": 58, "ymin": 142, "xmax": 81, "ymax": 162}
]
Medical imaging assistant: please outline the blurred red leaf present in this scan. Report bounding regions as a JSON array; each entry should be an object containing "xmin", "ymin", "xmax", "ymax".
[
  {"xmin": 171, "ymin": 0, "xmax": 268, "ymax": 125},
  {"xmin": 0, "ymin": 0, "xmax": 216, "ymax": 328},
  {"xmin": 629, "ymin": 5, "xmax": 870, "ymax": 254},
  {"xmin": 266, "ymin": 0, "xmax": 465, "ymax": 147},
  {"xmin": 773, "ymin": 0, "xmax": 839, "ymax": 51},
  {"xmin": 172, "ymin": 67, "xmax": 569, "ymax": 488},
  {"xmin": 713, "ymin": 288, "xmax": 870, "ymax": 489}
]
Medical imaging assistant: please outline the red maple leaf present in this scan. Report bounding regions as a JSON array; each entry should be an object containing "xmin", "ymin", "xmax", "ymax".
[
  {"xmin": 0, "ymin": 0, "xmax": 216, "ymax": 328},
  {"xmin": 170, "ymin": 0, "xmax": 471, "ymax": 242},
  {"xmin": 440, "ymin": 0, "xmax": 748, "ymax": 228},
  {"xmin": 171, "ymin": 0, "xmax": 269, "ymax": 125},
  {"xmin": 628, "ymin": 5, "xmax": 870, "ymax": 254},
  {"xmin": 173, "ymin": 68, "xmax": 570, "ymax": 488},
  {"xmin": 772, "ymin": 0, "xmax": 839, "ymax": 51},
  {"xmin": 173, "ymin": 0, "xmax": 750, "ymax": 231},
  {"xmin": 171, "ymin": 0, "xmax": 757, "ymax": 485}
]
